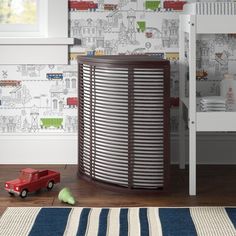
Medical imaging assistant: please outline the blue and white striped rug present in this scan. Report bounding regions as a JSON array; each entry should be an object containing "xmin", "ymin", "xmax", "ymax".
[{"xmin": 0, "ymin": 207, "xmax": 236, "ymax": 236}]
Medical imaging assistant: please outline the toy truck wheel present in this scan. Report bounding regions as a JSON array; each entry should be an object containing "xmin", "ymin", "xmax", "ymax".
[
  {"xmin": 47, "ymin": 181, "xmax": 54, "ymax": 190},
  {"xmin": 20, "ymin": 189, "xmax": 28, "ymax": 198}
]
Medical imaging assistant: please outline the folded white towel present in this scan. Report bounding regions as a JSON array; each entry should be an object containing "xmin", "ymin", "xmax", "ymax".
[{"xmin": 200, "ymin": 96, "xmax": 226, "ymax": 104}]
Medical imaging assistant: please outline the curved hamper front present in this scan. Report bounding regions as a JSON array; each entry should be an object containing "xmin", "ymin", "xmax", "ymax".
[{"xmin": 78, "ymin": 56, "xmax": 170, "ymax": 191}]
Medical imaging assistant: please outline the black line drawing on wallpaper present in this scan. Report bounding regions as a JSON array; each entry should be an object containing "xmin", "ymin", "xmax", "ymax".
[
  {"xmin": 71, "ymin": 18, "xmax": 107, "ymax": 49},
  {"xmin": 196, "ymin": 40, "xmax": 211, "ymax": 68},
  {"xmin": 5, "ymin": 0, "xmax": 236, "ymax": 134},
  {"xmin": 161, "ymin": 18, "xmax": 179, "ymax": 48},
  {"xmin": 0, "ymin": 116, "xmax": 21, "ymax": 133},
  {"xmin": 0, "ymin": 65, "xmax": 78, "ymax": 133},
  {"xmin": 145, "ymin": 27, "xmax": 162, "ymax": 39},
  {"xmin": 22, "ymin": 118, "xmax": 30, "ymax": 132},
  {"xmin": 65, "ymin": 116, "xmax": 78, "ymax": 133},
  {"xmin": 214, "ymin": 50, "xmax": 231, "ymax": 77},
  {"xmin": 30, "ymin": 105, "xmax": 40, "ymax": 132},
  {"xmin": 107, "ymin": 10, "xmax": 123, "ymax": 30},
  {"xmin": 145, "ymin": 41, "xmax": 151, "ymax": 49},
  {"xmin": 126, "ymin": 9, "xmax": 137, "ymax": 44},
  {"xmin": 2, "ymin": 71, "xmax": 8, "ymax": 79},
  {"xmin": 17, "ymin": 65, "xmax": 46, "ymax": 77}
]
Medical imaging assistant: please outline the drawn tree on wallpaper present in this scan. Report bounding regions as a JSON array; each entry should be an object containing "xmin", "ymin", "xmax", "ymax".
[{"xmin": 0, "ymin": 0, "xmax": 36, "ymax": 24}]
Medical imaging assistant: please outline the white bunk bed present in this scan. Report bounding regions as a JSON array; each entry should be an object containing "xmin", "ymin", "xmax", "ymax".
[{"xmin": 179, "ymin": 2, "xmax": 236, "ymax": 196}]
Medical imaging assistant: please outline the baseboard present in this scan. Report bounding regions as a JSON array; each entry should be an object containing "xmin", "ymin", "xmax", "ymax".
[
  {"xmin": 171, "ymin": 132, "xmax": 236, "ymax": 165},
  {"xmin": 0, "ymin": 134, "xmax": 77, "ymax": 164},
  {"xmin": 0, "ymin": 133, "xmax": 236, "ymax": 164}
]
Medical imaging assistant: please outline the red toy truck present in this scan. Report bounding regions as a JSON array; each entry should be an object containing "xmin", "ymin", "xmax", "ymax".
[{"xmin": 4, "ymin": 168, "xmax": 60, "ymax": 198}]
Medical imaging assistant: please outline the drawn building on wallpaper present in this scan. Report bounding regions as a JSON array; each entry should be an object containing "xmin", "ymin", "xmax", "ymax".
[
  {"xmin": 161, "ymin": 19, "xmax": 178, "ymax": 48},
  {"xmin": 63, "ymin": 70, "xmax": 77, "ymax": 93},
  {"xmin": 16, "ymin": 65, "xmax": 45, "ymax": 77},
  {"xmin": 104, "ymin": 40, "xmax": 116, "ymax": 54},
  {"xmin": 107, "ymin": 11, "xmax": 122, "ymax": 29},
  {"xmin": 71, "ymin": 20, "xmax": 81, "ymax": 37},
  {"xmin": 73, "ymin": 18, "xmax": 106, "ymax": 49},
  {"xmin": 196, "ymin": 40, "xmax": 210, "ymax": 68},
  {"xmin": 12, "ymin": 85, "xmax": 31, "ymax": 107},
  {"xmin": 215, "ymin": 34, "xmax": 229, "ymax": 47},
  {"xmin": 81, "ymin": 19, "xmax": 97, "ymax": 48},
  {"xmin": 117, "ymin": 12, "xmax": 139, "ymax": 49},
  {"xmin": 0, "ymin": 116, "xmax": 21, "ymax": 133},
  {"xmin": 215, "ymin": 51, "xmax": 229, "ymax": 76},
  {"xmin": 96, "ymin": 19, "xmax": 105, "ymax": 47},
  {"xmin": 49, "ymin": 84, "xmax": 65, "ymax": 113},
  {"xmin": 10, "ymin": 86, "xmax": 22, "ymax": 102},
  {"xmin": 65, "ymin": 116, "xmax": 78, "ymax": 132}
]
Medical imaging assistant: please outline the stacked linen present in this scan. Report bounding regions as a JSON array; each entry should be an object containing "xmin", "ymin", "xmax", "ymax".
[{"xmin": 200, "ymin": 96, "xmax": 226, "ymax": 112}]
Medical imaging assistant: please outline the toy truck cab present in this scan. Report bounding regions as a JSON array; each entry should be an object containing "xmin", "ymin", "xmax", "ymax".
[{"xmin": 5, "ymin": 168, "xmax": 60, "ymax": 198}]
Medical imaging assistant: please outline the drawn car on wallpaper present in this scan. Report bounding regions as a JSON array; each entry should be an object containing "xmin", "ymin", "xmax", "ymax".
[
  {"xmin": 69, "ymin": 0, "xmax": 98, "ymax": 11},
  {"xmin": 46, "ymin": 73, "xmax": 63, "ymax": 80},
  {"xmin": 0, "ymin": 80, "xmax": 21, "ymax": 87},
  {"xmin": 163, "ymin": 0, "xmax": 187, "ymax": 11},
  {"xmin": 145, "ymin": 52, "xmax": 165, "ymax": 59},
  {"xmin": 196, "ymin": 70, "xmax": 208, "ymax": 81},
  {"xmin": 4, "ymin": 168, "xmax": 60, "ymax": 198},
  {"xmin": 145, "ymin": 0, "xmax": 186, "ymax": 11},
  {"xmin": 40, "ymin": 118, "xmax": 63, "ymax": 129},
  {"xmin": 67, "ymin": 97, "xmax": 79, "ymax": 108},
  {"xmin": 104, "ymin": 4, "xmax": 118, "ymax": 11}
]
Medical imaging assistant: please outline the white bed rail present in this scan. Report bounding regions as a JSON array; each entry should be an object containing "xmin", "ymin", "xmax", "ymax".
[{"xmin": 183, "ymin": 2, "xmax": 236, "ymax": 15}]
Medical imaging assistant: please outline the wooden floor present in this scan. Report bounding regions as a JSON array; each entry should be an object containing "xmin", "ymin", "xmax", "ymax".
[{"xmin": 0, "ymin": 165, "xmax": 236, "ymax": 216}]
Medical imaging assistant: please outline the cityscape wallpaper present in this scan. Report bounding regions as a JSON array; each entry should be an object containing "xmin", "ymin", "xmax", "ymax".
[{"xmin": 0, "ymin": 0, "xmax": 236, "ymax": 135}]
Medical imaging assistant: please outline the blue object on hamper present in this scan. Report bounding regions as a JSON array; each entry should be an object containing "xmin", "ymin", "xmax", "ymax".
[{"xmin": 0, "ymin": 207, "xmax": 236, "ymax": 236}]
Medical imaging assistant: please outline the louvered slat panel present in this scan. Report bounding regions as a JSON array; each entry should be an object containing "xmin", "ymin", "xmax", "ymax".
[{"xmin": 78, "ymin": 56, "xmax": 170, "ymax": 192}]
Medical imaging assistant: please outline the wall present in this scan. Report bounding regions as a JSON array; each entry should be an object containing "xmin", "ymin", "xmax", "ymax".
[{"xmin": 1, "ymin": 0, "xmax": 236, "ymax": 164}]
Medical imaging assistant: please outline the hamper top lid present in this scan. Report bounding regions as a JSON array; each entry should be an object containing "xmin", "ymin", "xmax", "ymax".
[{"xmin": 77, "ymin": 55, "xmax": 169, "ymax": 67}]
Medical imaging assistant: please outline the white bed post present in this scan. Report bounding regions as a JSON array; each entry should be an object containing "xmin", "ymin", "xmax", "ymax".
[
  {"xmin": 179, "ymin": 16, "xmax": 186, "ymax": 170},
  {"xmin": 189, "ymin": 15, "xmax": 197, "ymax": 196}
]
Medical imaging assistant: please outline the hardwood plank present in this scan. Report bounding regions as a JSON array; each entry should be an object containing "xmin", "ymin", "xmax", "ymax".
[
  {"xmin": 0, "ymin": 207, "xmax": 6, "ymax": 217},
  {"xmin": 1, "ymin": 164, "xmax": 236, "ymax": 217}
]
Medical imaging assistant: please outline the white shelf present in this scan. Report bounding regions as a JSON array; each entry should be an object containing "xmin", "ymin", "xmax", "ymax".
[{"xmin": 196, "ymin": 112, "xmax": 236, "ymax": 132}]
